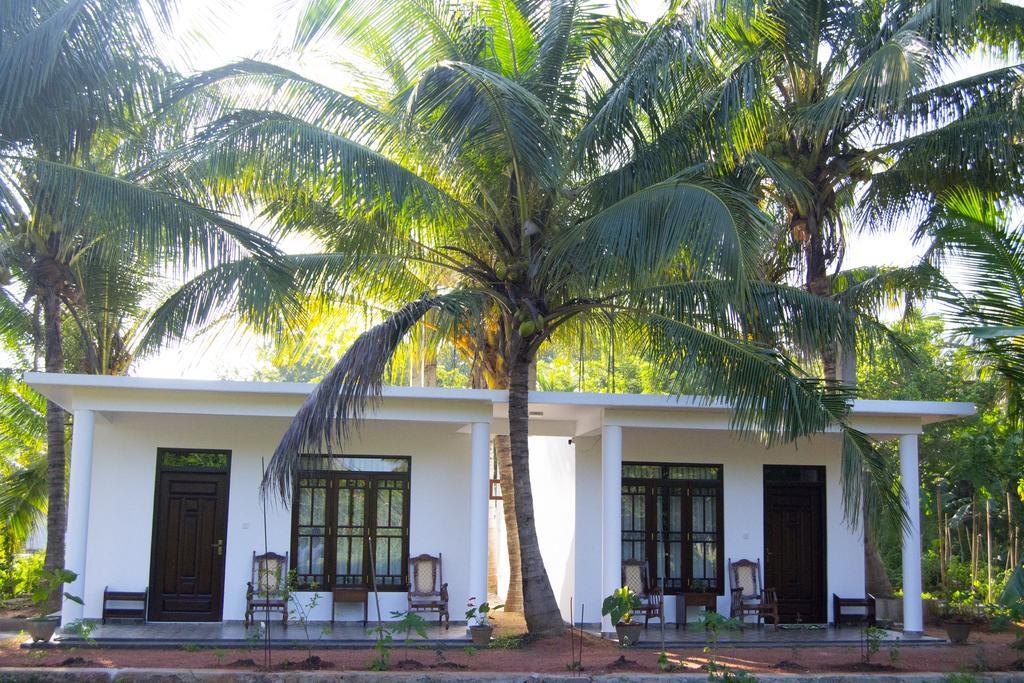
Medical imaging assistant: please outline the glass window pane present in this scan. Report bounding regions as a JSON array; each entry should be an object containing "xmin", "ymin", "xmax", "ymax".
[
  {"xmin": 299, "ymin": 456, "xmax": 409, "ymax": 473},
  {"xmin": 312, "ymin": 487, "xmax": 325, "ymax": 526},
  {"xmin": 159, "ymin": 450, "xmax": 229, "ymax": 471}
]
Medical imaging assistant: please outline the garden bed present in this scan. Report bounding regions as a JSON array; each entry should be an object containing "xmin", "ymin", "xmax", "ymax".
[{"xmin": 1, "ymin": 626, "xmax": 1021, "ymax": 675}]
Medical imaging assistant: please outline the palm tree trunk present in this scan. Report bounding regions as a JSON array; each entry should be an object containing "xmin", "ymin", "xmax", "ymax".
[
  {"xmin": 986, "ymin": 497, "xmax": 992, "ymax": 602},
  {"xmin": 864, "ymin": 515, "xmax": 893, "ymax": 596},
  {"xmin": 470, "ymin": 351, "xmax": 525, "ymax": 614},
  {"xmin": 507, "ymin": 344, "xmax": 563, "ymax": 634},
  {"xmin": 804, "ymin": 213, "xmax": 837, "ymax": 380},
  {"xmin": 494, "ymin": 434, "xmax": 523, "ymax": 612},
  {"xmin": 41, "ymin": 286, "xmax": 67, "ymax": 598}
]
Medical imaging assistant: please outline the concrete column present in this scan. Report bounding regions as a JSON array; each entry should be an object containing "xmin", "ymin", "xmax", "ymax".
[
  {"xmin": 62, "ymin": 409, "xmax": 95, "ymax": 625},
  {"xmin": 900, "ymin": 433, "xmax": 923, "ymax": 634},
  {"xmin": 601, "ymin": 424, "xmax": 623, "ymax": 634},
  {"xmin": 468, "ymin": 422, "xmax": 491, "ymax": 606}
]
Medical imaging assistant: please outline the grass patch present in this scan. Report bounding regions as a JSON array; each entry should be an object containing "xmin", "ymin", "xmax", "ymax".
[{"xmin": 489, "ymin": 633, "xmax": 533, "ymax": 650}]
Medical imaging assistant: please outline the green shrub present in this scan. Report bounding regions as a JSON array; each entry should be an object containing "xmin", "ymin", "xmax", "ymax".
[{"xmin": 0, "ymin": 551, "xmax": 43, "ymax": 600}]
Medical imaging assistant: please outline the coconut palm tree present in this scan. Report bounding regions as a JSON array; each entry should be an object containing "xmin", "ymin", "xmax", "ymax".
[
  {"xmin": 0, "ymin": 0, "xmax": 281, "ymax": 582},
  {"xmin": 646, "ymin": 0, "xmax": 1021, "ymax": 596},
  {"xmin": 666, "ymin": 0, "xmax": 1024, "ymax": 378},
  {"xmin": 152, "ymin": 0, "xmax": 906, "ymax": 634},
  {"xmin": 927, "ymin": 190, "xmax": 1024, "ymax": 424}
]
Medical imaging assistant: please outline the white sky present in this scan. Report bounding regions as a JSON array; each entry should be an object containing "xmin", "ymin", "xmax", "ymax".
[{"xmin": 137, "ymin": 0, "xmax": 936, "ymax": 379}]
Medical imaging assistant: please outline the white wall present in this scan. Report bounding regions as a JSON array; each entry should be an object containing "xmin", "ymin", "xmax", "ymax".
[
  {"xmin": 491, "ymin": 436, "xmax": 576, "ymax": 621},
  {"xmin": 573, "ymin": 428, "xmax": 865, "ymax": 624},
  {"xmin": 82, "ymin": 413, "xmax": 475, "ymax": 622}
]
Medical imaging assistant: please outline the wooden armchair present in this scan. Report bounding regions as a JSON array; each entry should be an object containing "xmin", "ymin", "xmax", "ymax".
[
  {"xmin": 622, "ymin": 559, "xmax": 664, "ymax": 627},
  {"xmin": 245, "ymin": 551, "xmax": 289, "ymax": 629},
  {"xmin": 728, "ymin": 558, "xmax": 778, "ymax": 628},
  {"xmin": 407, "ymin": 553, "xmax": 449, "ymax": 629}
]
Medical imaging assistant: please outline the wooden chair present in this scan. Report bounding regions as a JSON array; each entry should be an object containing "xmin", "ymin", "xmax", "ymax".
[
  {"xmin": 407, "ymin": 553, "xmax": 449, "ymax": 629},
  {"xmin": 245, "ymin": 551, "xmax": 289, "ymax": 629},
  {"xmin": 622, "ymin": 559, "xmax": 664, "ymax": 627},
  {"xmin": 728, "ymin": 558, "xmax": 779, "ymax": 628}
]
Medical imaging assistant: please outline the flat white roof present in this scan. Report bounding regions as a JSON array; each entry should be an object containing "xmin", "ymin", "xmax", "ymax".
[{"xmin": 24, "ymin": 372, "xmax": 975, "ymax": 437}]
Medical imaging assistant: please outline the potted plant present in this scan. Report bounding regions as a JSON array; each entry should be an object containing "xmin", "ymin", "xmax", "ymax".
[
  {"xmin": 25, "ymin": 568, "xmax": 81, "ymax": 643},
  {"xmin": 602, "ymin": 586, "xmax": 643, "ymax": 646},
  {"xmin": 465, "ymin": 598, "xmax": 502, "ymax": 646},
  {"xmin": 939, "ymin": 591, "xmax": 985, "ymax": 645}
]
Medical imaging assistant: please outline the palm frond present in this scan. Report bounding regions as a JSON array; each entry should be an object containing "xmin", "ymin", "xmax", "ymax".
[
  {"xmin": 16, "ymin": 157, "xmax": 281, "ymax": 270},
  {"xmin": 553, "ymin": 176, "xmax": 772, "ymax": 291},
  {"xmin": 626, "ymin": 309, "xmax": 902, "ymax": 524},
  {"xmin": 264, "ymin": 290, "xmax": 483, "ymax": 499},
  {"xmin": 407, "ymin": 61, "xmax": 562, "ymax": 190},
  {"xmin": 169, "ymin": 109, "xmax": 466, "ymax": 223}
]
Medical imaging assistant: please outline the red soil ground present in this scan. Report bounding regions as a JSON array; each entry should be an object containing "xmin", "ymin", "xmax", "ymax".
[{"xmin": 1, "ymin": 620, "xmax": 1021, "ymax": 675}]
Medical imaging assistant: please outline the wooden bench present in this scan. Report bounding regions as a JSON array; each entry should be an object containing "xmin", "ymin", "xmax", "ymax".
[
  {"xmin": 102, "ymin": 587, "xmax": 148, "ymax": 623},
  {"xmin": 833, "ymin": 593, "xmax": 876, "ymax": 627}
]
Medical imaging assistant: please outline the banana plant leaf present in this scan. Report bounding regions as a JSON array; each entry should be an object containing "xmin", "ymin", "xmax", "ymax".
[{"xmin": 998, "ymin": 563, "xmax": 1024, "ymax": 608}]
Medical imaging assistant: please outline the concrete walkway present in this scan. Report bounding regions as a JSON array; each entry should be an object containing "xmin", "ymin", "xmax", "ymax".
[{"xmin": 0, "ymin": 668, "xmax": 1021, "ymax": 681}]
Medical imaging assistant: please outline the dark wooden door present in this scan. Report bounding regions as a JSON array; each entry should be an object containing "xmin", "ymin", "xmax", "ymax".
[
  {"xmin": 149, "ymin": 470, "xmax": 229, "ymax": 621},
  {"xmin": 763, "ymin": 466, "xmax": 826, "ymax": 624}
]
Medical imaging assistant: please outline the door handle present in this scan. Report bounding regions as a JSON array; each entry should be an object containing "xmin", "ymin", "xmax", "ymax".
[{"xmin": 213, "ymin": 539, "xmax": 224, "ymax": 556}]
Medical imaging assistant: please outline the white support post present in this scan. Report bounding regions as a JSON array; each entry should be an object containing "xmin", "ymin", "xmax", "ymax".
[
  {"xmin": 468, "ymin": 422, "xmax": 491, "ymax": 608},
  {"xmin": 900, "ymin": 433, "xmax": 923, "ymax": 634},
  {"xmin": 62, "ymin": 409, "xmax": 96, "ymax": 626},
  {"xmin": 601, "ymin": 424, "xmax": 623, "ymax": 635}
]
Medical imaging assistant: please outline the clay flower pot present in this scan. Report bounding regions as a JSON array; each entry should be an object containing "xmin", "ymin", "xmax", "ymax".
[
  {"xmin": 615, "ymin": 621, "xmax": 643, "ymax": 646},
  {"xmin": 943, "ymin": 621, "xmax": 975, "ymax": 645},
  {"xmin": 25, "ymin": 616, "xmax": 59, "ymax": 643},
  {"xmin": 469, "ymin": 624, "xmax": 494, "ymax": 646}
]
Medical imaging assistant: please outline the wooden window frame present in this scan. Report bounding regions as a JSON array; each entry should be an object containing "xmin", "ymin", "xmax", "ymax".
[
  {"xmin": 289, "ymin": 455, "xmax": 411, "ymax": 591},
  {"xmin": 621, "ymin": 462, "xmax": 724, "ymax": 596}
]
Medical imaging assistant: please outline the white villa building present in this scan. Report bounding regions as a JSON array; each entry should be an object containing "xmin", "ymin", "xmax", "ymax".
[{"xmin": 25, "ymin": 372, "xmax": 974, "ymax": 635}]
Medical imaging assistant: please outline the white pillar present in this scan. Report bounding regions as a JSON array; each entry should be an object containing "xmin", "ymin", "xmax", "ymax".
[
  {"xmin": 62, "ymin": 409, "xmax": 95, "ymax": 626},
  {"xmin": 601, "ymin": 425, "xmax": 623, "ymax": 634},
  {"xmin": 468, "ymin": 422, "xmax": 491, "ymax": 608},
  {"xmin": 900, "ymin": 433, "xmax": 923, "ymax": 634}
]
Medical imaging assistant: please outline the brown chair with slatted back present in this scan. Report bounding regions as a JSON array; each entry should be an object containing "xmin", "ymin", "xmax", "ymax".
[
  {"xmin": 407, "ymin": 553, "xmax": 449, "ymax": 629},
  {"xmin": 728, "ymin": 557, "xmax": 778, "ymax": 628},
  {"xmin": 245, "ymin": 551, "xmax": 289, "ymax": 629},
  {"xmin": 622, "ymin": 559, "xmax": 664, "ymax": 627}
]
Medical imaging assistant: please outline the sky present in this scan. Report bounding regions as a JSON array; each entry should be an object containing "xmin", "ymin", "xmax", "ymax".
[{"xmin": 137, "ymin": 0, "xmax": 932, "ymax": 379}]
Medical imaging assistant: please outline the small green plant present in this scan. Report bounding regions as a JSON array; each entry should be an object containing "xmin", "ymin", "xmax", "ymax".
[
  {"xmin": 28, "ymin": 567, "xmax": 81, "ymax": 617},
  {"xmin": 212, "ymin": 649, "xmax": 226, "ymax": 664},
  {"xmin": 285, "ymin": 571, "xmax": 322, "ymax": 659},
  {"xmin": 462, "ymin": 645, "xmax": 477, "ymax": 657},
  {"xmin": 697, "ymin": 611, "xmax": 744, "ymax": 680},
  {"xmin": 942, "ymin": 674, "xmax": 980, "ymax": 683},
  {"xmin": 888, "ymin": 638, "xmax": 901, "ymax": 667},
  {"xmin": 705, "ymin": 657, "xmax": 758, "ymax": 682},
  {"xmin": 244, "ymin": 625, "xmax": 261, "ymax": 651},
  {"xmin": 367, "ymin": 623, "xmax": 393, "ymax": 671},
  {"xmin": 984, "ymin": 604, "xmax": 1013, "ymax": 632},
  {"xmin": 601, "ymin": 586, "xmax": 641, "ymax": 625},
  {"xmin": 658, "ymin": 650, "xmax": 672, "ymax": 672},
  {"xmin": 390, "ymin": 610, "xmax": 428, "ymax": 660},
  {"xmin": 861, "ymin": 626, "xmax": 885, "ymax": 664},
  {"xmin": 181, "ymin": 642, "xmax": 201, "ymax": 652},
  {"xmin": 465, "ymin": 599, "xmax": 503, "ymax": 626},
  {"xmin": 63, "ymin": 619, "xmax": 94, "ymax": 644},
  {"xmin": 25, "ymin": 649, "xmax": 48, "ymax": 662},
  {"xmin": 489, "ymin": 632, "xmax": 527, "ymax": 649},
  {"xmin": 940, "ymin": 591, "xmax": 986, "ymax": 625}
]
